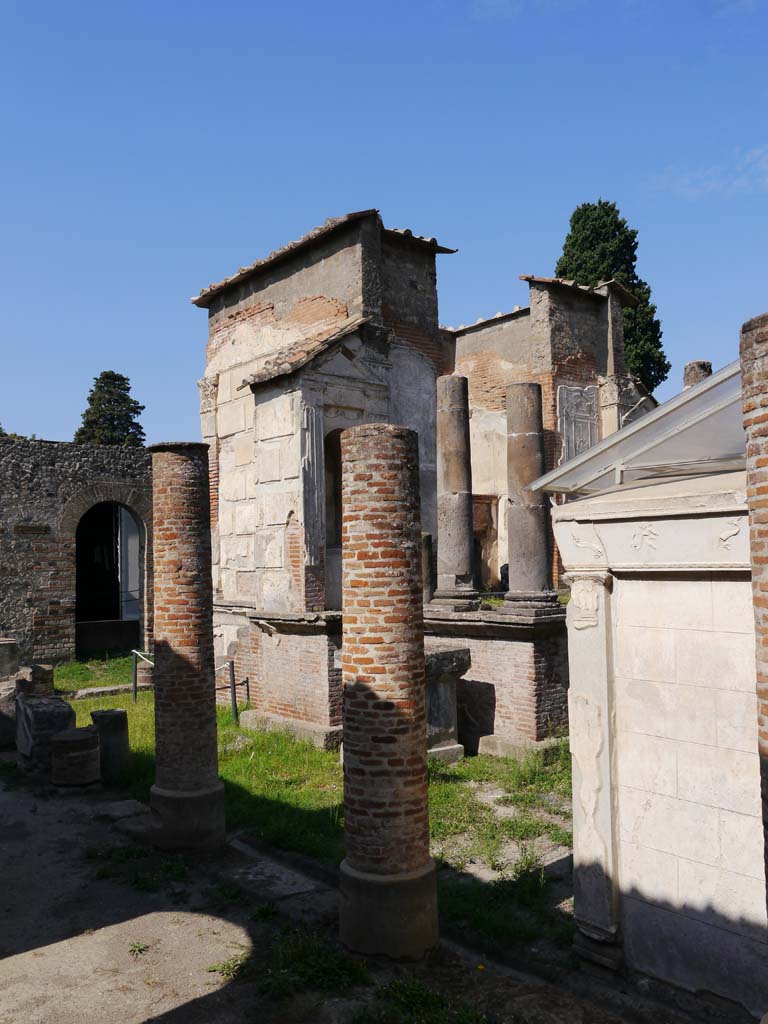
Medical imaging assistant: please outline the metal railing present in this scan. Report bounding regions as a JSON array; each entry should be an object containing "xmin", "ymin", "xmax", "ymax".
[
  {"xmin": 214, "ymin": 659, "xmax": 251, "ymax": 724},
  {"xmin": 130, "ymin": 649, "xmax": 154, "ymax": 704},
  {"xmin": 131, "ymin": 650, "xmax": 249, "ymax": 723}
]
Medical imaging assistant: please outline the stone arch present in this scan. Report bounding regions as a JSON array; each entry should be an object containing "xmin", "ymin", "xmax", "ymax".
[{"xmin": 58, "ymin": 483, "xmax": 153, "ymax": 658}]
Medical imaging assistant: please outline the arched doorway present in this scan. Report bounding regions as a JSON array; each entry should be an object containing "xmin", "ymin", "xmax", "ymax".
[{"xmin": 75, "ymin": 502, "xmax": 143, "ymax": 656}]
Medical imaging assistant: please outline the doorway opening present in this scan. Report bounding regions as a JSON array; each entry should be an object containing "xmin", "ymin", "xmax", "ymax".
[{"xmin": 75, "ymin": 502, "xmax": 142, "ymax": 656}]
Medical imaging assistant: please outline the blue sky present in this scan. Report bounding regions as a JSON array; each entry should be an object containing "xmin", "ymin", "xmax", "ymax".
[{"xmin": 1, "ymin": 0, "xmax": 765, "ymax": 442}]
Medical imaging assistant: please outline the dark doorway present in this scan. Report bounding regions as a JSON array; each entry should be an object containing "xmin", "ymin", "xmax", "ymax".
[
  {"xmin": 324, "ymin": 429, "xmax": 343, "ymax": 610},
  {"xmin": 75, "ymin": 502, "xmax": 142, "ymax": 656}
]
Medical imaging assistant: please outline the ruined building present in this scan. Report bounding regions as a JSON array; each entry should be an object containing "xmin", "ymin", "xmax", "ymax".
[
  {"xmin": 0, "ymin": 439, "xmax": 152, "ymax": 663},
  {"xmin": 193, "ymin": 209, "xmax": 651, "ymax": 753}
]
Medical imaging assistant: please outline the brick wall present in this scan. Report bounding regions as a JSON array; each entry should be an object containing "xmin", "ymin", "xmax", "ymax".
[{"xmin": 739, "ymin": 310, "xmax": 768, "ymax": 900}]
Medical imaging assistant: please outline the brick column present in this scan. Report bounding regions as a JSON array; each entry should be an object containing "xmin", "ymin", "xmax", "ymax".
[
  {"xmin": 148, "ymin": 442, "xmax": 225, "ymax": 850},
  {"xmin": 431, "ymin": 375, "xmax": 479, "ymax": 611},
  {"xmin": 339, "ymin": 424, "xmax": 438, "ymax": 958},
  {"xmin": 739, "ymin": 312, "xmax": 768, "ymax": 907},
  {"xmin": 504, "ymin": 383, "xmax": 556, "ymax": 607}
]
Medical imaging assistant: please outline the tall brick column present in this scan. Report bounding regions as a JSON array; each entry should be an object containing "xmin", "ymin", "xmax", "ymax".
[
  {"xmin": 504, "ymin": 383, "xmax": 556, "ymax": 607},
  {"xmin": 739, "ymin": 312, "xmax": 768, "ymax": 907},
  {"xmin": 431, "ymin": 375, "xmax": 479, "ymax": 611},
  {"xmin": 148, "ymin": 442, "xmax": 225, "ymax": 850},
  {"xmin": 339, "ymin": 424, "xmax": 438, "ymax": 958}
]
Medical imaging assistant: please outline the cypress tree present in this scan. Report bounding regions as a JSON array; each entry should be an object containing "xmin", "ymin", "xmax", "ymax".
[
  {"xmin": 74, "ymin": 370, "xmax": 145, "ymax": 447},
  {"xmin": 555, "ymin": 199, "xmax": 670, "ymax": 393}
]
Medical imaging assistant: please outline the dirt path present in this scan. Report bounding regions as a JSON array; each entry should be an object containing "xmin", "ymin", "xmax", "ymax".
[{"xmin": 0, "ymin": 770, "xmax": 704, "ymax": 1024}]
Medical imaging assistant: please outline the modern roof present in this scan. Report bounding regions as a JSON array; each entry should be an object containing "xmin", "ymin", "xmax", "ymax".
[
  {"xmin": 530, "ymin": 359, "xmax": 743, "ymax": 495},
  {"xmin": 234, "ymin": 315, "xmax": 371, "ymax": 391},
  {"xmin": 192, "ymin": 210, "xmax": 456, "ymax": 308},
  {"xmin": 519, "ymin": 275, "xmax": 639, "ymax": 308},
  {"xmin": 447, "ymin": 306, "xmax": 530, "ymax": 336}
]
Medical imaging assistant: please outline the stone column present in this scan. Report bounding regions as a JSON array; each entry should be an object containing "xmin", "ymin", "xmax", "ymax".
[
  {"xmin": 339, "ymin": 424, "xmax": 438, "ymax": 959},
  {"xmin": 148, "ymin": 442, "xmax": 225, "ymax": 850},
  {"xmin": 504, "ymin": 383, "xmax": 556, "ymax": 606},
  {"xmin": 739, "ymin": 312, "xmax": 768, "ymax": 908},
  {"xmin": 431, "ymin": 375, "xmax": 479, "ymax": 611}
]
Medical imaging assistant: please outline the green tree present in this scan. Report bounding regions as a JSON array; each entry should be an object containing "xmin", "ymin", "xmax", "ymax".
[
  {"xmin": 74, "ymin": 370, "xmax": 145, "ymax": 446},
  {"xmin": 555, "ymin": 199, "xmax": 670, "ymax": 393}
]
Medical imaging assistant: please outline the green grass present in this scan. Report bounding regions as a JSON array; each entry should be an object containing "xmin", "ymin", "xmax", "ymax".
[
  {"xmin": 352, "ymin": 978, "xmax": 494, "ymax": 1024},
  {"xmin": 55, "ymin": 655, "xmax": 135, "ymax": 693},
  {"xmin": 68, "ymin": 689, "xmax": 573, "ymax": 957}
]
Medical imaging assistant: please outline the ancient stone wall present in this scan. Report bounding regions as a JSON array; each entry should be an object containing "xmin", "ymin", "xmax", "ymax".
[{"xmin": 0, "ymin": 438, "xmax": 152, "ymax": 662}]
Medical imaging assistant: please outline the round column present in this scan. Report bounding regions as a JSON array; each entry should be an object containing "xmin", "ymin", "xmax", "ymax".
[
  {"xmin": 504, "ymin": 383, "xmax": 555, "ymax": 604},
  {"xmin": 431, "ymin": 375, "xmax": 479, "ymax": 611},
  {"xmin": 148, "ymin": 442, "xmax": 225, "ymax": 850},
  {"xmin": 339, "ymin": 423, "xmax": 438, "ymax": 959},
  {"xmin": 739, "ymin": 311, "xmax": 768, "ymax": 905}
]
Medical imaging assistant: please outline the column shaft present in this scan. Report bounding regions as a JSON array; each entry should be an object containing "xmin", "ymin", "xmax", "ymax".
[
  {"xmin": 432, "ymin": 375, "xmax": 479, "ymax": 610},
  {"xmin": 505, "ymin": 383, "xmax": 555, "ymax": 604},
  {"xmin": 339, "ymin": 423, "xmax": 438, "ymax": 959},
  {"xmin": 149, "ymin": 442, "xmax": 224, "ymax": 849}
]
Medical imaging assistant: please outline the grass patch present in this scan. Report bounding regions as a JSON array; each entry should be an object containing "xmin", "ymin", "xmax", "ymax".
[
  {"xmin": 55, "ymin": 655, "xmax": 135, "ymax": 693},
  {"xmin": 258, "ymin": 925, "xmax": 370, "ymax": 998},
  {"xmin": 439, "ymin": 872, "xmax": 574, "ymax": 952},
  {"xmin": 207, "ymin": 926, "xmax": 369, "ymax": 997},
  {"xmin": 352, "ymin": 978, "xmax": 494, "ymax": 1024}
]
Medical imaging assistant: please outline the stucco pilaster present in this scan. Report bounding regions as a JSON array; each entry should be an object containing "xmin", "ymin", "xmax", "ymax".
[{"xmin": 564, "ymin": 569, "xmax": 622, "ymax": 965}]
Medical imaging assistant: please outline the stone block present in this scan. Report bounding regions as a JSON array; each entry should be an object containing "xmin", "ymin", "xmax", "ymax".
[
  {"xmin": 712, "ymin": 578, "xmax": 756, "ymax": 634},
  {"xmin": 0, "ymin": 639, "xmax": 19, "ymax": 680},
  {"xmin": 234, "ymin": 501, "xmax": 260, "ymax": 535},
  {"xmin": 718, "ymin": 807, "xmax": 766, "ymax": 880},
  {"xmin": 255, "ymin": 393, "xmax": 295, "ymax": 441},
  {"xmin": 617, "ymin": 578, "xmax": 713, "ymax": 631},
  {"xmin": 676, "ymin": 743, "xmax": 761, "ymax": 816},
  {"xmin": 219, "ymin": 468, "xmax": 247, "ymax": 501},
  {"xmin": 16, "ymin": 695, "xmax": 76, "ymax": 774},
  {"xmin": 616, "ymin": 731, "xmax": 677, "ymax": 797},
  {"xmin": 614, "ymin": 625, "xmax": 675, "ymax": 683},
  {"xmin": 622, "ymin": 896, "xmax": 768, "ymax": 1019},
  {"xmin": 677, "ymin": 857, "xmax": 768, "ymax": 939},
  {"xmin": 618, "ymin": 787, "xmax": 720, "ymax": 865},
  {"xmin": 616, "ymin": 677, "xmax": 717, "ymax": 746},
  {"xmin": 425, "ymin": 647, "xmax": 468, "ymax": 761},
  {"xmin": 15, "ymin": 664, "xmax": 55, "ymax": 697},
  {"xmin": 256, "ymin": 443, "xmax": 281, "ymax": 483},
  {"xmin": 253, "ymin": 530, "xmax": 283, "ymax": 569},
  {"xmin": 217, "ymin": 398, "xmax": 247, "ymax": 438},
  {"xmin": 675, "ymin": 629, "xmax": 755, "ymax": 691},
  {"xmin": 240, "ymin": 709, "xmax": 342, "ymax": 750},
  {"xmin": 716, "ymin": 689, "xmax": 759, "ymax": 752},
  {"xmin": 51, "ymin": 725, "xmax": 101, "ymax": 786},
  {"xmin": 619, "ymin": 840, "xmax": 678, "ymax": 905},
  {"xmin": 234, "ymin": 435, "xmax": 254, "ymax": 467}
]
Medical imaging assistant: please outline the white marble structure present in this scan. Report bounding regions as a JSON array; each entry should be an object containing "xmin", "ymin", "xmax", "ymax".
[{"xmin": 538, "ymin": 362, "xmax": 768, "ymax": 1018}]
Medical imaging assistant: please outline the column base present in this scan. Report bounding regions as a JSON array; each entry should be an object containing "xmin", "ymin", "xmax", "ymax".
[
  {"xmin": 339, "ymin": 858, "xmax": 439, "ymax": 960},
  {"xmin": 573, "ymin": 929, "xmax": 623, "ymax": 971},
  {"xmin": 149, "ymin": 781, "xmax": 226, "ymax": 851},
  {"xmin": 503, "ymin": 589, "xmax": 559, "ymax": 607},
  {"xmin": 430, "ymin": 589, "xmax": 480, "ymax": 612}
]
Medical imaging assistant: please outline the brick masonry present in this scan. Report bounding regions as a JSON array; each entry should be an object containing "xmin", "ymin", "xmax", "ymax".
[
  {"xmin": 338, "ymin": 421, "xmax": 438, "ymax": 957},
  {"xmin": 150, "ymin": 443, "xmax": 219, "ymax": 796},
  {"xmin": 340, "ymin": 423, "xmax": 431, "ymax": 877},
  {"xmin": 0, "ymin": 438, "xmax": 152, "ymax": 663},
  {"xmin": 739, "ymin": 310, "xmax": 768, "ymax": 899}
]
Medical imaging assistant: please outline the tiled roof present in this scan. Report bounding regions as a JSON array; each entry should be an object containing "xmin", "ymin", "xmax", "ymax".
[
  {"xmin": 519, "ymin": 275, "xmax": 639, "ymax": 307},
  {"xmin": 235, "ymin": 315, "xmax": 372, "ymax": 391},
  {"xmin": 192, "ymin": 211, "xmax": 455, "ymax": 308}
]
